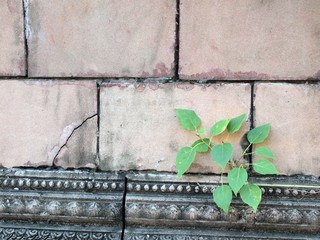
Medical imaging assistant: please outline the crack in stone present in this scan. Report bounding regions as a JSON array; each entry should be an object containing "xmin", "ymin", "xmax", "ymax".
[
  {"xmin": 47, "ymin": 112, "xmax": 97, "ymax": 166},
  {"xmin": 23, "ymin": 0, "xmax": 32, "ymax": 40}
]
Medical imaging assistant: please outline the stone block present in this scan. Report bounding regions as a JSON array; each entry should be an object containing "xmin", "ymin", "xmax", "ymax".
[
  {"xmin": 0, "ymin": 0, "xmax": 25, "ymax": 76},
  {"xmin": 179, "ymin": 0, "xmax": 320, "ymax": 80},
  {"xmin": 99, "ymin": 82, "xmax": 251, "ymax": 174},
  {"xmin": 253, "ymin": 83, "xmax": 320, "ymax": 176},
  {"xmin": 0, "ymin": 80, "xmax": 97, "ymax": 168},
  {"xmin": 27, "ymin": 0, "xmax": 176, "ymax": 77}
]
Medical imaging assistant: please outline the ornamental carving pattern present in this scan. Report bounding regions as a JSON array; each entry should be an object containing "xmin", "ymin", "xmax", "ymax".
[
  {"xmin": 127, "ymin": 182, "xmax": 320, "ymax": 197},
  {"xmin": 126, "ymin": 202, "xmax": 320, "ymax": 227},
  {"xmin": 0, "ymin": 197, "xmax": 122, "ymax": 220},
  {"xmin": 0, "ymin": 176, "xmax": 124, "ymax": 192},
  {"xmin": 0, "ymin": 228, "xmax": 121, "ymax": 240}
]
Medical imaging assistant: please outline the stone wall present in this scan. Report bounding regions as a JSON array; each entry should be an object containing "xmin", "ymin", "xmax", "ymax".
[{"xmin": 0, "ymin": 0, "xmax": 319, "ymax": 239}]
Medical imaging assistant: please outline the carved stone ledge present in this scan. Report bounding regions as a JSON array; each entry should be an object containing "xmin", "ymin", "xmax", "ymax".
[
  {"xmin": 125, "ymin": 173, "xmax": 320, "ymax": 234},
  {"xmin": 0, "ymin": 168, "xmax": 125, "ymax": 192},
  {"xmin": 0, "ymin": 168, "xmax": 124, "ymax": 236},
  {"xmin": 124, "ymin": 227, "xmax": 320, "ymax": 240},
  {"xmin": 126, "ymin": 173, "xmax": 320, "ymax": 197},
  {"xmin": 0, "ymin": 222, "xmax": 121, "ymax": 240}
]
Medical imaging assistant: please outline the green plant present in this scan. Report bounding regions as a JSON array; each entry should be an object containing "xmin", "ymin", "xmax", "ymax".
[{"xmin": 175, "ymin": 109, "xmax": 278, "ymax": 214}]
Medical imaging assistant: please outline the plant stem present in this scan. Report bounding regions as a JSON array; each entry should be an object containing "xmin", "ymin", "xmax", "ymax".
[
  {"xmin": 225, "ymin": 133, "xmax": 230, "ymax": 142},
  {"xmin": 191, "ymin": 141, "xmax": 203, "ymax": 150},
  {"xmin": 221, "ymin": 173, "xmax": 224, "ymax": 185},
  {"xmin": 195, "ymin": 135, "xmax": 212, "ymax": 150},
  {"xmin": 209, "ymin": 136, "xmax": 214, "ymax": 146},
  {"xmin": 243, "ymin": 152, "xmax": 254, "ymax": 156},
  {"xmin": 245, "ymin": 163, "xmax": 255, "ymax": 166},
  {"xmin": 238, "ymin": 142, "xmax": 252, "ymax": 161}
]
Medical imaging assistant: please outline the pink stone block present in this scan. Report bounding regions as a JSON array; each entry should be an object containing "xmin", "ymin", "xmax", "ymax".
[
  {"xmin": 180, "ymin": 0, "xmax": 320, "ymax": 80},
  {"xmin": 0, "ymin": 0, "xmax": 25, "ymax": 76},
  {"xmin": 0, "ymin": 80, "xmax": 97, "ymax": 168},
  {"xmin": 100, "ymin": 82, "xmax": 251, "ymax": 174},
  {"xmin": 27, "ymin": 0, "xmax": 176, "ymax": 77},
  {"xmin": 254, "ymin": 84, "xmax": 320, "ymax": 176}
]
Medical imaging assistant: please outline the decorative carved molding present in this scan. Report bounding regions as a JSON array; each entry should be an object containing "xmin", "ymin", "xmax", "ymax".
[
  {"xmin": 0, "ymin": 224, "xmax": 121, "ymax": 240},
  {"xmin": 0, "ymin": 194, "xmax": 122, "ymax": 224},
  {"xmin": 0, "ymin": 169, "xmax": 125, "ymax": 192},
  {"xmin": 127, "ymin": 181, "xmax": 320, "ymax": 197},
  {"xmin": 0, "ymin": 168, "xmax": 124, "ymax": 237},
  {"xmin": 125, "ymin": 173, "xmax": 320, "ymax": 234},
  {"xmin": 124, "ymin": 227, "xmax": 320, "ymax": 240},
  {"xmin": 0, "ymin": 169, "xmax": 319, "ymax": 239},
  {"xmin": 126, "ymin": 201, "xmax": 319, "ymax": 231}
]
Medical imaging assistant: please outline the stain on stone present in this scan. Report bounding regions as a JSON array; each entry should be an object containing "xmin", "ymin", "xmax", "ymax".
[
  {"xmin": 176, "ymin": 84, "xmax": 194, "ymax": 91},
  {"xmin": 152, "ymin": 62, "xmax": 173, "ymax": 77},
  {"xmin": 190, "ymin": 163, "xmax": 215, "ymax": 173},
  {"xmin": 100, "ymin": 82, "xmax": 130, "ymax": 90},
  {"xmin": 169, "ymin": 141, "xmax": 179, "ymax": 152},
  {"xmin": 180, "ymin": 68, "xmax": 320, "ymax": 81},
  {"xmin": 148, "ymin": 84, "xmax": 160, "ymax": 91},
  {"xmin": 201, "ymin": 85, "xmax": 208, "ymax": 91},
  {"xmin": 134, "ymin": 83, "xmax": 146, "ymax": 92}
]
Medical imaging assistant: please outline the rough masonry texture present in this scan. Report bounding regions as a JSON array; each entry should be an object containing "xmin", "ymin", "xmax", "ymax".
[
  {"xmin": 254, "ymin": 83, "xmax": 320, "ymax": 177},
  {"xmin": 27, "ymin": 0, "xmax": 176, "ymax": 77},
  {"xmin": 179, "ymin": 0, "xmax": 320, "ymax": 80},
  {"xmin": 0, "ymin": 80, "xmax": 97, "ymax": 168},
  {"xmin": 100, "ymin": 82, "xmax": 251, "ymax": 174},
  {"xmin": 0, "ymin": 0, "xmax": 25, "ymax": 76},
  {"xmin": 1, "ymin": 0, "xmax": 320, "ymax": 238}
]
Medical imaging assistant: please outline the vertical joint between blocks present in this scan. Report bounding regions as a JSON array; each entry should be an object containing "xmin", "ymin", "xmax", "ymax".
[
  {"xmin": 174, "ymin": 0, "xmax": 180, "ymax": 81},
  {"xmin": 22, "ymin": 0, "xmax": 29, "ymax": 77}
]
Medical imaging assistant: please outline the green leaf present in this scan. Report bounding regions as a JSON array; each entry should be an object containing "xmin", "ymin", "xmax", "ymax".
[
  {"xmin": 227, "ymin": 113, "xmax": 246, "ymax": 134},
  {"xmin": 191, "ymin": 138, "xmax": 210, "ymax": 153},
  {"xmin": 228, "ymin": 168, "xmax": 248, "ymax": 196},
  {"xmin": 213, "ymin": 185, "xmax": 232, "ymax": 214},
  {"xmin": 175, "ymin": 109, "xmax": 201, "ymax": 130},
  {"xmin": 255, "ymin": 147, "xmax": 276, "ymax": 160},
  {"xmin": 247, "ymin": 123, "xmax": 270, "ymax": 144},
  {"xmin": 240, "ymin": 184, "xmax": 261, "ymax": 212},
  {"xmin": 210, "ymin": 119, "xmax": 230, "ymax": 136},
  {"xmin": 254, "ymin": 159, "xmax": 279, "ymax": 175},
  {"xmin": 211, "ymin": 143, "xmax": 233, "ymax": 171},
  {"xmin": 176, "ymin": 147, "xmax": 197, "ymax": 179},
  {"xmin": 192, "ymin": 125, "xmax": 206, "ymax": 135}
]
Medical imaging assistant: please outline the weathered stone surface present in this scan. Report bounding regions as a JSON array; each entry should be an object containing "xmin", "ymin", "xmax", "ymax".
[
  {"xmin": 99, "ymin": 82, "xmax": 251, "ymax": 174},
  {"xmin": 179, "ymin": 0, "xmax": 320, "ymax": 80},
  {"xmin": 54, "ymin": 116, "xmax": 97, "ymax": 169},
  {"xmin": 27, "ymin": 0, "xmax": 176, "ymax": 77},
  {"xmin": 0, "ymin": 0, "xmax": 25, "ymax": 76},
  {"xmin": 0, "ymin": 80, "xmax": 97, "ymax": 168},
  {"xmin": 253, "ymin": 83, "xmax": 320, "ymax": 176}
]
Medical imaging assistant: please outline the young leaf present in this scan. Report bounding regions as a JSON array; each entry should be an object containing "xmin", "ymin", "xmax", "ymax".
[
  {"xmin": 192, "ymin": 125, "xmax": 206, "ymax": 135},
  {"xmin": 240, "ymin": 184, "xmax": 262, "ymax": 212},
  {"xmin": 227, "ymin": 113, "xmax": 246, "ymax": 134},
  {"xmin": 255, "ymin": 147, "xmax": 276, "ymax": 160},
  {"xmin": 191, "ymin": 138, "xmax": 210, "ymax": 153},
  {"xmin": 176, "ymin": 147, "xmax": 197, "ymax": 179},
  {"xmin": 210, "ymin": 119, "xmax": 230, "ymax": 136},
  {"xmin": 175, "ymin": 109, "xmax": 201, "ymax": 130},
  {"xmin": 247, "ymin": 123, "xmax": 270, "ymax": 144},
  {"xmin": 213, "ymin": 185, "xmax": 232, "ymax": 214},
  {"xmin": 211, "ymin": 143, "xmax": 233, "ymax": 171},
  {"xmin": 228, "ymin": 168, "xmax": 248, "ymax": 196},
  {"xmin": 254, "ymin": 159, "xmax": 279, "ymax": 175}
]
